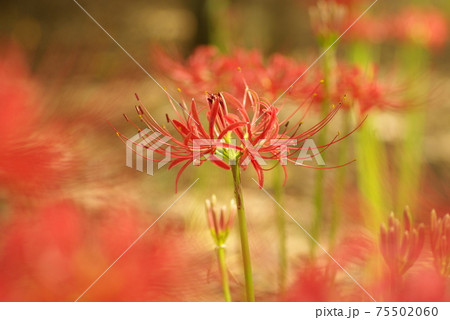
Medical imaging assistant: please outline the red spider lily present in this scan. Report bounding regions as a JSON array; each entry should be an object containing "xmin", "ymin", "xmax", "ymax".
[
  {"xmin": 114, "ymin": 87, "xmax": 360, "ymax": 191},
  {"xmin": 154, "ymin": 46, "xmax": 402, "ymax": 115},
  {"xmin": 0, "ymin": 42, "xmax": 76, "ymax": 198},
  {"xmin": 283, "ymin": 233, "xmax": 374, "ymax": 301},
  {"xmin": 309, "ymin": 0, "xmax": 348, "ymax": 41},
  {"xmin": 282, "ymin": 260, "xmax": 341, "ymax": 301},
  {"xmin": 393, "ymin": 267, "xmax": 447, "ymax": 302},
  {"xmin": 0, "ymin": 43, "xmax": 40, "ymax": 137},
  {"xmin": 332, "ymin": 64, "xmax": 403, "ymax": 113},
  {"xmin": 371, "ymin": 263, "xmax": 448, "ymax": 302},
  {"xmin": 205, "ymin": 195, "xmax": 236, "ymax": 247},
  {"xmin": 346, "ymin": 14, "xmax": 390, "ymax": 44},
  {"xmin": 379, "ymin": 208, "xmax": 425, "ymax": 278},
  {"xmin": 345, "ymin": 7, "xmax": 448, "ymax": 50},
  {"xmin": 152, "ymin": 46, "xmax": 314, "ymax": 100},
  {"xmin": 393, "ymin": 7, "xmax": 448, "ymax": 50},
  {"xmin": 430, "ymin": 210, "xmax": 450, "ymax": 277},
  {"xmin": 0, "ymin": 201, "xmax": 84, "ymax": 301},
  {"xmin": 0, "ymin": 201, "xmax": 212, "ymax": 301}
]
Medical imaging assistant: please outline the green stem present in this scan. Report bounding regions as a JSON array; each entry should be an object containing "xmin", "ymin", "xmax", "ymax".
[
  {"xmin": 395, "ymin": 44, "xmax": 428, "ymax": 212},
  {"xmin": 311, "ymin": 168, "xmax": 325, "ymax": 257},
  {"xmin": 273, "ymin": 165, "xmax": 287, "ymax": 293},
  {"xmin": 310, "ymin": 45, "xmax": 335, "ymax": 257},
  {"xmin": 231, "ymin": 164, "xmax": 255, "ymax": 302},
  {"xmin": 205, "ymin": 0, "xmax": 231, "ymax": 52},
  {"xmin": 216, "ymin": 245, "xmax": 232, "ymax": 302},
  {"xmin": 329, "ymin": 115, "xmax": 350, "ymax": 248},
  {"xmin": 354, "ymin": 114, "xmax": 388, "ymax": 230}
]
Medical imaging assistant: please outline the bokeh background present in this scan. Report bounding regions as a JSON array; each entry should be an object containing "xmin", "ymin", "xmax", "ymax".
[{"xmin": 0, "ymin": 0, "xmax": 449, "ymax": 301}]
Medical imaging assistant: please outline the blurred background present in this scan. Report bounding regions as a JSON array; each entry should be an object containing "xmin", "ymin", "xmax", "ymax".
[{"xmin": 0, "ymin": 0, "xmax": 449, "ymax": 301}]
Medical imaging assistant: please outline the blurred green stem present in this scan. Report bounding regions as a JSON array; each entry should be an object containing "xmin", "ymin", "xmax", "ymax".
[
  {"xmin": 329, "ymin": 115, "xmax": 350, "ymax": 247},
  {"xmin": 273, "ymin": 165, "xmax": 287, "ymax": 292},
  {"xmin": 310, "ymin": 44, "xmax": 336, "ymax": 257},
  {"xmin": 216, "ymin": 245, "xmax": 232, "ymax": 302},
  {"xmin": 395, "ymin": 45, "xmax": 428, "ymax": 212},
  {"xmin": 349, "ymin": 41, "xmax": 389, "ymax": 230},
  {"xmin": 231, "ymin": 164, "xmax": 255, "ymax": 302},
  {"xmin": 205, "ymin": 0, "xmax": 231, "ymax": 52},
  {"xmin": 354, "ymin": 113, "xmax": 389, "ymax": 230}
]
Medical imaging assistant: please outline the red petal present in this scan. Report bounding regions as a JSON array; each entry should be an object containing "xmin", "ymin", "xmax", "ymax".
[{"xmin": 175, "ymin": 160, "xmax": 191, "ymax": 193}]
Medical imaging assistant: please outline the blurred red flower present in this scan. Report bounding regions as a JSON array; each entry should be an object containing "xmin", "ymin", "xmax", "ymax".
[
  {"xmin": 430, "ymin": 210, "xmax": 450, "ymax": 277},
  {"xmin": 0, "ymin": 42, "xmax": 76, "ymax": 198},
  {"xmin": 345, "ymin": 7, "xmax": 448, "ymax": 50},
  {"xmin": 283, "ymin": 232, "xmax": 374, "ymax": 301},
  {"xmin": 152, "ymin": 46, "xmax": 315, "ymax": 100},
  {"xmin": 153, "ymin": 45, "xmax": 402, "ymax": 116},
  {"xmin": 379, "ymin": 209, "xmax": 425, "ymax": 278},
  {"xmin": 0, "ymin": 201, "xmax": 211, "ymax": 301},
  {"xmin": 346, "ymin": 15, "xmax": 390, "ymax": 44},
  {"xmin": 393, "ymin": 7, "xmax": 448, "ymax": 50},
  {"xmin": 372, "ymin": 261, "xmax": 448, "ymax": 302},
  {"xmin": 332, "ymin": 64, "xmax": 403, "ymax": 113},
  {"xmin": 283, "ymin": 260, "xmax": 341, "ymax": 301}
]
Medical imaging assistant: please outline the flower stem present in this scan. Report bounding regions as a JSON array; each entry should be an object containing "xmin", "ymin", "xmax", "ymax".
[
  {"xmin": 205, "ymin": 0, "xmax": 231, "ymax": 53},
  {"xmin": 354, "ymin": 114, "xmax": 388, "ymax": 231},
  {"xmin": 388, "ymin": 271, "xmax": 402, "ymax": 301},
  {"xmin": 310, "ymin": 45, "xmax": 335, "ymax": 257},
  {"xmin": 216, "ymin": 245, "xmax": 232, "ymax": 302},
  {"xmin": 329, "ymin": 116, "xmax": 350, "ymax": 248},
  {"xmin": 395, "ymin": 44, "xmax": 428, "ymax": 213},
  {"xmin": 231, "ymin": 164, "xmax": 255, "ymax": 302},
  {"xmin": 274, "ymin": 165, "xmax": 287, "ymax": 292}
]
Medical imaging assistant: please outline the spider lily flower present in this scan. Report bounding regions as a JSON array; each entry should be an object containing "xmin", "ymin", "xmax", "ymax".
[
  {"xmin": 0, "ymin": 42, "xmax": 76, "ymax": 198},
  {"xmin": 345, "ymin": 7, "xmax": 447, "ymax": 50},
  {"xmin": 114, "ymin": 87, "xmax": 359, "ymax": 191},
  {"xmin": 331, "ymin": 64, "xmax": 404, "ymax": 113},
  {"xmin": 205, "ymin": 195, "xmax": 235, "ymax": 302},
  {"xmin": 379, "ymin": 208, "xmax": 425, "ymax": 277},
  {"xmin": 346, "ymin": 14, "xmax": 390, "ymax": 44},
  {"xmin": 393, "ymin": 7, "xmax": 448, "ymax": 50},
  {"xmin": 153, "ymin": 46, "xmax": 402, "ymax": 115},
  {"xmin": 430, "ymin": 210, "xmax": 450, "ymax": 277},
  {"xmin": 205, "ymin": 195, "xmax": 236, "ymax": 247},
  {"xmin": 152, "ymin": 46, "xmax": 314, "ymax": 100},
  {"xmin": 0, "ymin": 201, "xmax": 207, "ymax": 301},
  {"xmin": 309, "ymin": 0, "xmax": 348, "ymax": 44}
]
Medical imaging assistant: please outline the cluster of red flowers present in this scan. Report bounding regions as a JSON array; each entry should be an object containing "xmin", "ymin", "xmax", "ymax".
[
  {"xmin": 0, "ymin": 201, "xmax": 211, "ymax": 301},
  {"xmin": 347, "ymin": 6, "xmax": 448, "ymax": 49},
  {"xmin": 284, "ymin": 208, "xmax": 450, "ymax": 302},
  {"xmin": 0, "ymin": 0, "xmax": 447, "ymax": 301},
  {"xmin": 375, "ymin": 208, "xmax": 450, "ymax": 301},
  {"xmin": 153, "ymin": 46, "xmax": 315, "ymax": 100},
  {"xmin": 153, "ymin": 46, "xmax": 401, "ymax": 115},
  {"xmin": 307, "ymin": 1, "xmax": 447, "ymax": 50},
  {"xmin": 379, "ymin": 208, "xmax": 450, "ymax": 283}
]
